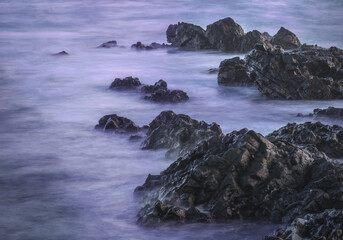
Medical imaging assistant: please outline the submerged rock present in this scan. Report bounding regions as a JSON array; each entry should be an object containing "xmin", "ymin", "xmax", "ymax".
[
  {"xmin": 95, "ymin": 114, "xmax": 141, "ymax": 133},
  {"xmin": 109, "ymin": 76, "xmax": 142, "ymax": 89},
  {"xmin": 166, "ymin": 22, "xmax": 213, "ymax": 49},
  {"xmin": 245, "ymin": 44, "xmax": 343, "ymax": 100},
  {"xmin": 207, "ymin": 68, "xmax": 219, "ymax": 74},
  {"xmin": 131, "ymin": 42, "xmax": 153, "ymax": 50},
  {"xmin": 52, "ymin": 51, "xmax": 69, "ymax": 56},
  {"xmin": 270, "ymin": 27, "xmax": 301, "ymax": 50},
  {"xmin": 97, "ymin": 40, "xmax": 118, "ymax": 48},
  {"xmin": 142, "ymin": 80, "xmax": 189, "ymax": 103},
  {"xmin": 217, "ymin": 57, "xmax": 252, "ymax": 85},
  {"xmin": 141, "ymin": 110, "xmax": 222, "ymax": 158},
  {"xmin": 267, "ymin": 121, "xmax": 343, "ymax": 158},
  {"xmin": 314, "ymin": 107, "xmax": 343, "ymax": 119}
]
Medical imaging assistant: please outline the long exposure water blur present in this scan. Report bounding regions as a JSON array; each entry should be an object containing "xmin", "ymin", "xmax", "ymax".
[{"xmin": 1, "ymin": 0, "xmax": 343, "ymax": 239}]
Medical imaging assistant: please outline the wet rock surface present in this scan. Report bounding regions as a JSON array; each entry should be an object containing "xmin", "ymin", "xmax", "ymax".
[
  {"xmin": 314, "ymin": 107, "xmax": 343, "ymax": 119},
  {"xmin": 142, "ymin": 80, "xmax": 189, "ymax": 103},
  {"xmin": 217, "ymin": 57, "xmax": 252, "ymax": 85},
  {"xmin": 109, "ymin": 76, "xmax": 142, "ymax": 89},
  {"xmin": 141, "ymin": 110, "xmax": 222, "ymax": 158},
  {"xmin": 245, "ymin": 44, "xmax": 343, "ymax": 100},
  {"xmin": 95, "ymin": 114, "xmax": 141, "ymax": 133},
  {"xmin": 270, "ymin": 27, "xmax": 301, "ymax": 50},
  {"xmin": 97, "ymin": 40, "xmax": 118, "ymax": 48},
  {"xmin": 267, "ymin": 121, "xmax": 343, "ymax": 158}
]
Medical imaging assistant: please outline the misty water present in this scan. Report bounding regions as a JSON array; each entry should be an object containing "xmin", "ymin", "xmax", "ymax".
[{"xmin": 1, "ymin": 0, "xmax": 343, "ymax": 239}]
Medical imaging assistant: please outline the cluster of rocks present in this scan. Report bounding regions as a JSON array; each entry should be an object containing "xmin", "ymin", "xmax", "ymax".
[
  {"xmin": 166, "ymin": 17, "xmax": 300, "ymax": 52},
  {"xmin": 131, "ymin": 42, "xmax": 171, "ymax": 50},
  {"xmin": 108, "ymin": 77, "xmax": 189, "ymax": 103}
]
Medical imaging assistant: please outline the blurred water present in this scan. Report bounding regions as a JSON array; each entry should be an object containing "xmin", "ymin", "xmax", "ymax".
[{"xmin": 0, "ymin": 0, "xmax": 343, "ymax": 239}]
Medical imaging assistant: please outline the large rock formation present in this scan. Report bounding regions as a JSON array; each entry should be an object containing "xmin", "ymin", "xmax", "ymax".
[
  {"xmin": 270, "ymin": 27, "xmax": 301, "ymax": 50},
  {"xmin": 109, "ymin": 76, "xmax": 142, "ymax": 89},
  {"xmin": 217, "ymin": 57, "xmax": 252, "ymax": 85},
  {"xmin": 245, "ymin": 44, "xmax": 343, "ymax": 100},
  {"xmin": 95, "ymin": 114, "xmax": 141, "ymax": 133},
  {"xmin": 141, "ymin": 111, "xmax": 222, "ymax": 158},
  {"xmin": 267, "ymin": 121, "xmax": 343, "ymax": 159}
]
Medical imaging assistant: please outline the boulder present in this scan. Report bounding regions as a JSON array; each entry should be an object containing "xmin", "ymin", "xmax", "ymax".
[
  {"xmin": 131, "ymin": 41, "xmax": 153, "ymax": 50},
  {"xmin": 314, "ymin": 107, "xmax": 343, "ymax": 119},
  {"xmin": 166, "ymin": 22, "xmax": 213, "ymax": 49},
  {"xmin": 142, "ymin": 80, "xmax": 189, "ymax": 103},
  {"xmin": 205, "ymin": 17, "xmax": 244, "ymax": 52},
  {"xmin": 217, "ymin": 57, "xmax": 253, "ymax": 85},
  {"xmin": 267, "ymin": 122, "xmax": 343, "ymax": 158},
  {"xmin": 270, "ymin": 27, "xmax": 301, "ymax": 50},
  {"xmin": 95, "ymin": 114, "xmax": 141, "ymax": 133},
  {"xmin": 262, "ymin": 32, "xmax": 272, "ymax": 41},
  {"xmin": 238, "ymin": 30, "xmax": 273, "ymax": 53},
  {"xmin": 97, "ymin": 40, "xmax": 118, "ymax": 48},
  {"xmin": 141, "ymin": 110, "xmax": 222, "ymax": 158},
  {"xmin": 245, "ymin": 44, "xmax": 343, "ymax": 100},
  {"xmin": 141, "ymin": 79, "xmax": 168, "ymax": 94},
  {"xmin": 109, "ymin": 76, "xmax": 142, "ymax": 89}
]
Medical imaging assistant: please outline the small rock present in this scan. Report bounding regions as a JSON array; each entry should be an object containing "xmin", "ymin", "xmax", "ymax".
[
  {"xmin": 95, "ymin": 114, "xmax": 141, "ymax": 133},
  {"xmin": 109, "ymin": 76, "xmax": 142, "ymax": 89},
  {"xmin": 97, "ymin": 40, "xmax": 118, "ymax": 48}
]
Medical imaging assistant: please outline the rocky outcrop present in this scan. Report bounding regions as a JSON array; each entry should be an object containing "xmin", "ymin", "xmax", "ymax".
[
  {"xmin": 245, "ymin": 44, "xmax": 343, "ymax": 100},
  {"xmin": 238, "ymin": 30, "xmax": 273, "ymax": 53},
  {"xmin": 136, "ymin": 126, "xmax": 343, "ymax": 227},
  {"xmin": 270, "ymin": 27, "xmax": 301, "ymax": 50},
  {"xmin": 166, "ymin": 22, "xmax": 213, "ymax": 49},
  {"xmin": 109, "ymin": 76, "xmax": 142, "ymax": 89},
  {"xmin": 95, "ymin": 114, "xmax": 141, "ymax": 133},
  {"xmin": 217, "ymin": 57, "xmax": 252, "ymax": 85},
  {"xmin": 131, "ymin": 42, "xmax": 153, "ymax": 50},
  {"xmin": 205, "ymin": 17, "xmax": 244, "ymax": 52},
  {"xmin": 314, "ymin": 107, "xmax": 343, "ymax": 119},
  {"xmin": 142, "ymin": 80, "xmax": 189, "ymax": 103},
  {"xmin": 141, "ymin": 111, "xmax": 222, "ymax": 158},
  {"xmin": 267, "ymin": 121, "xmax": 343, "ymax": 158},
  {"xmin": 97, "ymin": 40, "xmax": 118, "ymax": 48}
]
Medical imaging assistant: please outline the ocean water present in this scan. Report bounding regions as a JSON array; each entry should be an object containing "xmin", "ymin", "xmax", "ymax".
[{"xmin": 0, "ymin": 0, "xmax": 343, "ymax": 239}]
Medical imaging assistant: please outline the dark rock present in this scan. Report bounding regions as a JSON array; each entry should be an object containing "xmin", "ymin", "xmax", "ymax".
[
  {"xmin": 166, "ymin": 22, "xmax": 213, "ymax": 49},
  {"xmin": 205, "ymin": 17, "xmax": 244, "ymax": 52},
  {"xmin": 95, "ymin": 114, "xmax": 141, "ymax": 133},
  {"xmin": 245, "ymin": 44, "xmax": 343, "ymax": 100},
  {"xmin": 262, "ymin": 32, "xmax": 272, "ymax": 41},
  {"xmin": 53, "ymin": 51, "xmax": 68, "ymax": 56},
  {"xmin": 270, "ymin": 27, "xmax": 301, "ymax": 50},
  {"xmin": 97, "ymin": 40, "xmax": 118, "ymax": 48},
  {"xmin": 267, "ymin": 122, "xmax": 343, "ymax": 158},
  {"xmin": 314, "ymin": 107, "xmax": 343, "ymax": 119},
  {"xmin": 207, "ymin": 68, "xmax": 219, "ymax": 74},
  {"xmin": 238, "ymin": 30, "xmax": 273, "ymax": 53},
  {"xmin": 217, "ymin": 57, "xmax": 253, "ymax": 85},
  {"xmin": 142, "ymin": 80, "xmax": 189, "ymax": 103},
  {"xmin": 136, "ymin": 125, "xmax": 343, "ymax": 226},
  {"xmin": 131, "ymin": 41, "xmax": 153, "ymax": 50},
  {"xmin": 141, "ymin": 110, "xmax": 223, "ymax": 158},
  {"xmin": 149, "ymin": 42, "xmax": 172, "ymax": 49},
  {"xmin": 109, "ymin": 76, "xmax": 142, "ymax": 89}
]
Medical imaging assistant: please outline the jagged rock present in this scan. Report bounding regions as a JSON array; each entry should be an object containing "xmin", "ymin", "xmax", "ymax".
[
  {"xmin": 267, "ymin": 122, "xmax": 343, "ymax": 158},
  {"xmin": 97, "ymin": 40, "xmax": 118, "ymax": 48},
  {"xmin": 205, "ymin": 17, "xmax": 244, "ymax": 52},
  {"xmin": 149, "ymin": 42, "xmax": 172, "ymax": 49},
  {"xmin": 109, "ymin": 76, "xmax": 142, "ymax": 89},
  {"xmin": 136, "ymin": 125, "xmax": 343, "ymax": 226},
  {"xmin": 141, "ymin": 111, "xmax": 222, "ymax": 158},
  {"xmin": 166, "ymin": 22, "xmax": 213, "ymax": 49},
  {"xmin": 95, "ymin": 114, "xmax": 141, "ymax": 133},
  {"xmin": 262, "ymin": 32, "xmax": 272, "ymax": 41},
  {"xmin": 53, "ymin": 51, "xmax": 68, "ymax": 56},
  {"xmin": 271, "ymin": 27, "xmax": 301, "ymax": 50},
  {"xmin": 217, "ymin": 57, "xmax": 252, "ymax": 85},
  {"xmin": 142, "ymin": 80, "xmax": 189, "ymax": 103},
  {"xmin": 238, "ymin": 30, "xmax": 273, "ymax": 53},
  {"xmin": 245, "ymin": 44, "xmax": 343, "ymax": 100},
  {"xmin": 314, "ymin": 107, "xmax": 343, "ymax": 119},
  {"xmin": 131, "ymin": 41, "xmax": 153, "ymax": 50}
]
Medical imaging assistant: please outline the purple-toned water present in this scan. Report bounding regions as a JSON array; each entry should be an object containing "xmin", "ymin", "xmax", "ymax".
[{"xmin": 0, "ymin": 1, "xmax": 342, "ymax": 239}]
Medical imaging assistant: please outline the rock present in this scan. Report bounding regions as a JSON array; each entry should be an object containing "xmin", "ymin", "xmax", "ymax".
[
  {"xmin": 205, "ymin": 17, "xmax": 244, "ymax": 52},
  {"xmin": 142, "ymin": 80, "xmax": 189, "ymax": 103},
  {"xmin": 245, "ymin": 44, "xmax": 343, "ymax": 100},
  {"xmin": 314, "ymin": 107, "xmax": 343, "ymax": 119},
  {"xmin": 97, "ymin": 40, "xmax": 118, "ymax": 48},
  {"xmin": 136, "ymin": 125, "xmax": 343, "ymax": 226},
  {"xmin": 262, "ymin": 32, "xmax": 272, "ymax": 41},
  {"xmin": 267, "ymin": 121, "xmax": 343, "ymax": 158},
  {"xmin": 95, "ymin": 114, "xmax": 141, "ymax": 133},
  {"xmin": 53, "ymin": 51, "xmax": 68, "ymax": 56},
  {"xmin": 217, "ymin": 57, "xmax": 253, "ymax": 85},
  {"xmin": 109, "ymin": 76, "xmax": 142, "ymax": 89},
  {"xmin": 166, "ymin": 22, "xmax": 213, "ymax": 49},
  {"xmin": 270, "ymin": 27, "xmax": 301, "ymax": 50},
  {"xmin": 141, "ymin": 110, "xmax": 223, "ymax": 158},
  {"xmin": 238, "ymin": 30, "xmax": 273, "ymax": 53},
  {"xmin": 207, "ymin": 68, "xmax": 219, "ymax": 74},
  {"xmin": 131, "ymin": 42, "xmax": 153, "ymax": 50},
  {"xmin": 148, "ymin": 42, "xmax": 172, "ymax": 49},
  {"xmin": 267, "ymin": 209, "xmax": 343, "ymax": 240}
]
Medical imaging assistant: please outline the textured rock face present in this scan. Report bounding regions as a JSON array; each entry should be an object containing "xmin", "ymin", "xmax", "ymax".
[
  {"xmin": 238, "ymin": 30, "xmax": 273, "ymax": 53},
  {"xmin": 166, "ymin": 22, "xmax": 213, "ymax": 49},
  {"xmin": 271, "ymin": 27, "xmax": 301, "ymax": 50},
  {"xmin": 142, "ymin": 80, "xmax": 189, "ymax": 103},
  {"xmin": 97, "ymin": 40, "xmax": 118, "ymax": 48},
  {"xmin": 136, "ymin": 126, "xmax": 343, "ymax": 226},
  {"xmin": 267, "ymin": 122, "xmax": 343, "ymax": 159},
  {"xmin": 314, "ymin": 107, "xmax": 343, "ymax": 119},
  {"xmin": 245, "ymin": 44, "xmax": 343, "ymax": 100},
  {"xmin": 95, "ymin": 114, "xmax": 141, "ymax": 133},
  {"xmin": 109, "ymin": 76, "xmax": 142, "ymax": 89},
  {"xmin": 141, "ymin": 111, "xmax": 222, "ymax": 158},
  {"xmin": 217, "ymin": 57, "xmax": 252, "ymax": 85},
  {"xmin": 205, "ymin": 17, "xmax": 244, "ymax": 52}
]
